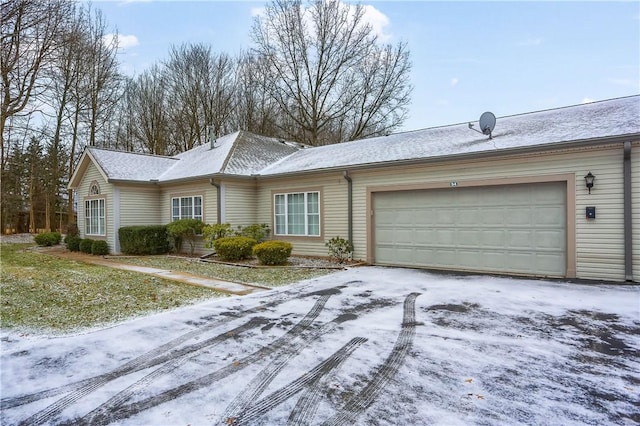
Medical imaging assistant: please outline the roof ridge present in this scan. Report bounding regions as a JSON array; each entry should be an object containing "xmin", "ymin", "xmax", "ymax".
[
  {"xmin": 87, "ymin": 146, "xmax": 176, "ymax": 160},
  {"xmin": 218, "ymin": 130, "xmax": 243, "ymax": 173},
  {"xmin": 497, "ymin": 94, "xmax": 640, "ymax": 121}
]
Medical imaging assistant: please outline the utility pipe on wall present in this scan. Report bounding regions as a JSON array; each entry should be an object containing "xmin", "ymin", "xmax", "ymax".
[
  {"xmin": 343, "ymin": 170, "xmax": 353, "ymax": 249},
  {"xmin": 623, "ymin": 141, "xmax": 632, "ymax": 281},
  {"xmin": 209, "ymin": 178, "xmax": 222, "ymax": 225}
]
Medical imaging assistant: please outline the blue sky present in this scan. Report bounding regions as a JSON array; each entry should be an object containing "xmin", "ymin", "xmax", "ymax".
[{"xmin": 94, "ymin": 0, "xmax": 639, "ymax": 132}]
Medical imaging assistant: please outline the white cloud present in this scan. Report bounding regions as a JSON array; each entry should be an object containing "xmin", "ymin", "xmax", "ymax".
[
  {"xmin": 582, "ymin": 97, "xmax": 595, "ymax": 104},
  {"xmin": 517, "ymin": 37, "xmax": 543, "ymax": 47},
  {"xmin": 103, "ymin": 33, "xmax": 139, "ymax": 50},
  {"xmin": 360, "ymin": 4, "xmax": 392, "ymax": 42},
  {"xmin": 251, "ymin": 7, "xmax": 266, "ymax": 18},
  {"xmin": 450, "ymin": 78, "xmax": 459, "ymax": 87}
]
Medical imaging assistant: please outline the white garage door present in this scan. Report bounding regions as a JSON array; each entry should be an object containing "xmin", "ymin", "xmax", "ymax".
[{"xmin": 373, "ymin": 182, "xmax": 567, "ymax": 277}]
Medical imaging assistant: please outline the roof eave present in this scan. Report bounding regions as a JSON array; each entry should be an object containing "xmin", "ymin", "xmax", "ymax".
[{"xmin": 156, "ymin": 173, "xmax": 257, "ymax": 185}]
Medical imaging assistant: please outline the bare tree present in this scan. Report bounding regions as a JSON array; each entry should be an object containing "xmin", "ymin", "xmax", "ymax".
[
  {"xmin": 232, "ymin": 52, "xmax": 281, "ymax": 137},
  {"xmin": 163, "ymin": 43, "xmax": 236, "ymax": 152},
  {"xmin": 81, "ymin": 6, "xmax": 122, "ymax": 147},
  {"xmin": 43, "ymin": 2, "xmax": 90, "ymax": 228},
  {"xmin": 1, "ymin": 0, "xmax": 70, "ymax": 232},
  {"xmin": 251, "ymin": 0, "xmax": 411, "ymax": 146},
  {"xmin": 126, "ymin": 66, "xmax": 171, "ymax": 155}
]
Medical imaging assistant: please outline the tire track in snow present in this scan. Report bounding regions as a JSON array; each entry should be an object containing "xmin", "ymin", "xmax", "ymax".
[
  {"xmin": 320, "ymin": 292, "xmax": 421, "ymax": 426},
  {"xmin": 19, "ymin": 317, "xmax": 270, "ymax": 426},
  {"xmin": 224, "ymin": 337, "xmax": 368, "ymax": 426},
  {"xmin": 2, "ymin": 285, "xmax": 344, "ymax": 412},
  {"xmin": 78, "ymin": 317, "xmax": 268, "ymax": 425},
  {"xmin": 221, "ymin": 312, "xmax": 360, "ymax": 422},
  {"xmin": 77, "ymin": 294, "xmax": 334, "ymax": 425}
]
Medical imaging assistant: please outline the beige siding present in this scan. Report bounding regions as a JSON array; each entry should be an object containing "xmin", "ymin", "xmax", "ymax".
[
  {"xmin": 256, "ymin": 173, "xmax": 348, "ymax": 257},
  {"xmin": 632, "ymin": 142, "xmax": 640, "ymax": 282},
  {"xmin": 119, "ymin": 186, "xmax": 162, "ymax": 229},
  {"xmin": 345, "ymin": 143, "xmax": 632, "ymax": 281},
  {"xmin": 75, "ymin": 162, "xmax": 115, "ymax": 251},
  {"xmin": 223, "ymin": 181, "xmax": 257, "ymax": 226}
]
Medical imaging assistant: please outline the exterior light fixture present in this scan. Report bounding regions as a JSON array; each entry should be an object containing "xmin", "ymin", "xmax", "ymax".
[{"xmin": 584, "ymin": 172, "xmax": 595, "ymax": 194}]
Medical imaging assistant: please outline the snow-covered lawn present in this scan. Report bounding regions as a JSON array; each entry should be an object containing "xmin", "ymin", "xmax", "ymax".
[{"xmin": 1, "ymin": 267, "xmax": 638, "ymax": 425}]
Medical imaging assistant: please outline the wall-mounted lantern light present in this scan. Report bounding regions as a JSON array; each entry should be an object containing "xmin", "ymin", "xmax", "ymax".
[{"xmin": 584, "ymin": 172, "xmax": 595, "ymax": 194}]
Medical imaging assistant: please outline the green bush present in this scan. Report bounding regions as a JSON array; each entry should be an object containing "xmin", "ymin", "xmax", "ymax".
[
  {"xmin": 213, "ymin": 236, "xmax": 257, "ymax": 261},
  {"xmin": 79, "ymin": 239, "xmax": 94, "ymax": 254},
  {"xmin": 63, "ymin": 223, "xmax": 79, "ymax": 243},
  {"xmin": 253, "ymin": 240, "xmax": 292, "ymax": 265},
  {"xmin": 203, "ymin": 223, "xmax": 233, "ymax": 248},
  {"xmin": 91, "ymin": 240, "xmax": 109, "ymax": 255},
  {"xmin": 325, "ymin": 236, "xmax": 353, "ymax": 263},
  {"xmin": 65, "ymin": 235, "xmax": 81, "ymax": 252},
  {"xmin": 167, "ymin": 219, "xmax": 204, "ymax": 255},
  {"xmin": 34, "ymin": 232, "xmax": 62, "ymax": 247},
  {"xmin": 119, "ymin": 225, "xmax": 170, "ymax": 255},
  {"xmin": 237, "ymin": 223, "xmax": 271, "ymax": 243}
]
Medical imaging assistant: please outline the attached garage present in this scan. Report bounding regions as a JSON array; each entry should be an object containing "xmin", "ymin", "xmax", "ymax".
[{"xmin": 372, "ymin": 182, "xmax": 568, "ymax": 277}]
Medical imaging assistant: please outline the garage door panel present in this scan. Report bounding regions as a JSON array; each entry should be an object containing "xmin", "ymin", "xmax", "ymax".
[
  {"xmin": 507, "ymin": 230, "xmax": 533, "ymax": 249},
  {"xmin": 505, "ymin": 208, "xmax": 532, "ymax": 225},
  {"xmin": 536, "ymin": 230, "xmax": 566, "ymax": 249},
  {"xmin": 535, "ymin": 207, "xmax": 565, "ymax": 225},
  {"xmin": 480, "ymin": 208, "xmax": 507, "ymax": 225},
  {"xmin": 373, "ymin": 182, "xmax": 566, "ymax": 277}
]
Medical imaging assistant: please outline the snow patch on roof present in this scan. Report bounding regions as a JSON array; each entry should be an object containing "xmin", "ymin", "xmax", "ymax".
[
  {"xmin": 87, "ymin": 148, "xmax": 177, "ymax": 182},
  {"xmin": 258, "ymin": 96, "xmax": 640, "ymax": 175},
  {"xmin": 157, "ymin": 131, "xmax": 240, "ymax": 182}
]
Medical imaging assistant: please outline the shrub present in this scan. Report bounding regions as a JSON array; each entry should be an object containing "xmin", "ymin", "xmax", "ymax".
[
  {"xmin": 253, "ymin": 240, "xmax": 292, "ymax": 265},
  {"xmin": 63, "ymin": 224, "xmax": 79, "ymax": 243},
  {"xmin": 213, "ymin": 236, "xmax": 257, "ymax": 261},
  {"xmin": 203, "ymin": 223, "xmax": 233, "ymax": 248},
  {"xmin": 34, "ymin": 231, "xmax": 62, "ymax": 247},
  {"xmin": 325, "ymin": 236, "xmax": 353, "ymax": 263},
  {"xmin": 79, "ymin": 239, "xmax": 94, "ymax": 254},
  {"xmin": 119, "ymin": 225, "xmax": 169, "ymax": 255},
  {"xmin": 65, "ymin": 235, "xmax": 82, "ymax": 252},
  {"xmin": 237, "ymin": 223, "xmax": 271, "ymax": 243},
  {"xmin": 166, "ymin": 219, "xmax": 204, "ymax": 255},
  {"xmin": 91, "ymin": 240, "xmax": 109, "ymax": 255}
]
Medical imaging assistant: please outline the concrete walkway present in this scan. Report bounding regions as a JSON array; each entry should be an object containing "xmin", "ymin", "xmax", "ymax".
[
  {"xmin": 92, "ymin": 260, "xmax": 269, "ymax": 295},
  {"xmin": 38, "ymin": 247, "xmax": 269, "ymax": 296}
]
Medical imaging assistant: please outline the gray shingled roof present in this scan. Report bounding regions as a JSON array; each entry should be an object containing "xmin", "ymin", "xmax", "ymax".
[
  {"xmin": 85, "ymin": 96, "xmax": 639, "ymax": 183},
  {"xmin": 85, "ymin": 131, "xmax": 301, "ymax": 183},
  {"xmin": 87, "ymin": 148, "xmax": 177, "ymax": 182},
  {"xmin": 258, "ymin": 96, "xmax": 640, "ymax": 176}
]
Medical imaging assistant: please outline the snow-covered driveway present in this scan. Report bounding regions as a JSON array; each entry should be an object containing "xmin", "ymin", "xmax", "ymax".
[{"xmin": 1, "ymin": 267, "xmax": 638, "ymax": 425}]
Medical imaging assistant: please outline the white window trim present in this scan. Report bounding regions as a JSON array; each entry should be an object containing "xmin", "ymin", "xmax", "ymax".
[
  {"xmin": 274, "ymin": 191, "xmax": 320, "ymax": 236},
  {"xmin": 85, "ymin": 198, "xmax": 106, "ymax": 236},
  {"xmin": 171, "ymin": 195, "xmax": 203, "ymax": 221}
]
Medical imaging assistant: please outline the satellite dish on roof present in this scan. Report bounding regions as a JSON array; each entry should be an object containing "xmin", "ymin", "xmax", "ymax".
[
  {"xmin": 479, "ymin": 112, "xmax": 496, "ymax": 136},
  {"xmin": 468, "ymin": 111, "xmax": 496, "ymax": 139}
]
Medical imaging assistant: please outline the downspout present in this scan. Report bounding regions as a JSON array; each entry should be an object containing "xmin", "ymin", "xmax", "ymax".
[
  {"xmin": 623, "ymin": 142, "xmax": 632, "ymax": 281},
  {"xmin": 209, "ymin": 178, "xmax": 222, "ymax": 225},
  {"xmin": 343, "ymin": 171, "xmax": 353, "ymax": 250}
]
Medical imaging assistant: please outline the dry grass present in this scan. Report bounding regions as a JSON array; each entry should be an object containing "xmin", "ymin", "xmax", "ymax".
[{"xmin": 0, "ymin": 244, "xmax": 225, "ymax": 334}]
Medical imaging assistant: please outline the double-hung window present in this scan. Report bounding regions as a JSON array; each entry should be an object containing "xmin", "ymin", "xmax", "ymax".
[
  {"xmin": 171, "ymin": 195, "xmax": 203, "ymax": 221},
  {"xmin": 274, "ymin": 191, "xmax": 320, "ymax": 236},
  {"xmin": 85, "ymin": 199, "xmax": 105, "ymax": 236}
]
